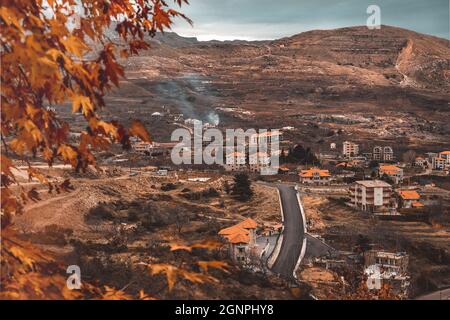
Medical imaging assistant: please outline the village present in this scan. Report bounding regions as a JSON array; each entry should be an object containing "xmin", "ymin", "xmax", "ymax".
[{"xmin": 98, "ymin": 121, "xmax": 450, "ymax": 299}]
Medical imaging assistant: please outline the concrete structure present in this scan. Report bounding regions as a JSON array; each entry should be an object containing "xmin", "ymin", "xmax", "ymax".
[
  {"xmin": 250, "ymin": 131, "xmax": 282, "ymax": 146},
  {"xmin": 132, "ymin": 141, "xmax": 153, "ymax": 155},
  {"xmin": 299, "ymin": 168, "xmax": 331, "ymax": 185},
  {"xmin": 373, "ymin": 146, "xmax": 394, "ymax": 162},
  {"xmin": 350, "ymin": 180, "xmax": 392, "ymax": 213},
  {"xmin": 223, "ymin": 151, "xmax": 246, "ymax": 172},
  {"xmin": 432, "ymin": 157, "xmax": 446, "ymax": 170},
  {"xmin": 249, "ymin": 152, "xmax": 271, "ymax": 172},
  {"xmin": 364, "ymin": 250, "xmax": 410, "ymax": 296},
  {"xmin": 218, "ymin": 218, "xmax": 258, "ymax": 264},
  {"xmin": 379, "ymin": 164, "xmax": 404, "ymax": 184},
  {"xmin": 414, "ymin": 157, "xmax": 428, "ymax": 168},
  {"xmin": 439, "ymin": 151, "xmax": 450, "ymax": 164},
  {"xmin": 342, "ymin": 141, "xmax": 359, "ymax": 158}
]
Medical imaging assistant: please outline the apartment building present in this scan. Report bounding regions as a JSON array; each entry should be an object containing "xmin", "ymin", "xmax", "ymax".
[
  {"xmin": 249, "ymin": 152, "xmax": 271, "ymax": 172},
  {"xmin": 223, "ymin": 151, "xmax": 246, "ymax": 172},
  {"xmin": 350, "ymin": 180, "xmax": 392, "ymax": 213},
  {"xmin": 342, "ymin": 141, "xmax": 359, "ymax": 158},
  {"xmin": 299, "ymin": 168, "xmax": 332, "ymax": 185},
  {"xmin": 132, "ymin": 141, "xmax": 153, "ymax": 155},
  {"xmin": 218, "ymin": 218, "xmax": 258, "ymax": 264},
  {"xmin": 373, "ymin": 146, "xmax": 394, "ymax": 161},
  {"xmin": 250, "ymin": 130, "xmax": 282, "ymax": 146},
  {"xmin": 438, "ymin": 151, "xmax": 450, "ymax": 164},
  {"xmin": 379, "ymin": 164, "xmax": 404, "ymax": 184},
  {"xmin": 432, "ymin": 156, "xmax": 446, "ymax": 170}
]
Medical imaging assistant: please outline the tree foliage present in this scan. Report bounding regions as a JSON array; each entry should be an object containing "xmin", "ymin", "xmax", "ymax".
[
  {"xmin": 1, "ymin": 0, "xmax": 192, "ymax": 299},
  {"xmin": 231, "ymin": 172, "xmax": 253, "ymax": 201},
  {"xmin": 1, "ymin": 0, "xmax": 191, "ymax": 226}
]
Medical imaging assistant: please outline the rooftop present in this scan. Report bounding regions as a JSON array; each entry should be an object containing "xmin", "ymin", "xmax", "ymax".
[
  {"xmin": 398, "ymin": 190, "xmax": 421, "ymax": 200},
  {"xmin": 299, "ymin": 168, "xmax": 331, "ymax": 177},
  {"xmin": 355, "ymin": 180, "xmax": 391, "ymax": 188}
]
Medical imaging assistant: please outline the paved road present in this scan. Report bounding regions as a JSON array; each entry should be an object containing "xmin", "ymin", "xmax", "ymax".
[{"xmin": 270, "ymin": 184, "xmax": 306, "ymax": 279}]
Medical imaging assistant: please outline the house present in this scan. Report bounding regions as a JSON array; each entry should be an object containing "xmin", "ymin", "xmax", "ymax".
[
  {"xmin": 373, "ymin": 146, "xmax": 394, "ymax": 161},
  {"xmin": 218, "ymin": 218, "xmax": 258, "ymax": 264},
  {"xmin": 414, "ymin": 157, "xmax": 428, "ymax": 168},
  {"xmin": 438, "ymin": 151, "xmax": 450, "ymax": 164},
  {"xmin": 343, "ymin": 141, "xmax": 359, "ymax": 158},
  {"xmin": 398, "ymin": 190, "xmax": 423, "ymax": 208},
  {"xmin": 299, "ymin": 168, "xmax": 331, "ymax": 185},
  {"xmin": 432, "ymin": 157, "xmax": 446, "ymax": 170},
  {"xmin": 379, "ymin": 164, "xmax": 404, "ymax": 184},
  {"xmin": 364, "ymin": 250, "xmax": 410, "ymax": 296},
  {"xmin": 223, "ymin": 151, "xmax": 247, "ymax": 172},
  {"xmin": 350, "ymin": 180, "xmax": 392, "ymax": 213}
]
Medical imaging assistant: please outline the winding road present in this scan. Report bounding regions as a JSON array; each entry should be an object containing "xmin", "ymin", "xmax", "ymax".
[{"xmin": 270, "ymin": 184, "xmax": 306, "ymax": 279}]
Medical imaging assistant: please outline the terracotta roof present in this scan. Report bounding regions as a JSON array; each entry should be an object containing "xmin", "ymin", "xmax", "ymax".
[
  {"xmin": 379, "ymin": 165, "xmax": 402, "ymax": 175},
  {"xmin": 237, "ymin": 218, "xmax": 258, "ymax": 229},
  {"xmin": 434, "ymin": 157, "xmax": 446, "ymax": 161},
  {"xmin": 218, "ymin": 225, "xmax": 249, "ymax": 236},
  {"xmin": 412, "ymin": 201, "xmax": 424, "ymax": 208},
  {"xmin": 398, "ymin": 190, "xmax": 420, "ymax": 200},
  {"xmin": 439, "ymin": 151, "xmax": 450, "ymax": 155},
  {"xmin": 299, "ymin": 168, "xmax": 331, "ymax": 177},
  {"xmin": 218, "ymin": 218, "xmax": 257, "ymax": 244},
  {"xmin": 225, "ymin": 232, "xmax": 250, "ymax": 244}
]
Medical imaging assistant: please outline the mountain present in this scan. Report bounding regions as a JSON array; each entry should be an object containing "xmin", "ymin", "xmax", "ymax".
[{"xmin": 88, "ymin": 26, "xmax": 450, "ymax": 148}]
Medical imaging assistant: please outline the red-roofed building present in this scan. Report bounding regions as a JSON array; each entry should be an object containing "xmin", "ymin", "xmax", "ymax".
[
  {"xmin": 299, "ymin": 168, "xmax": 332, "ymax": 185},
  {"xmin": 379, "ymin": 164, "xmax": 404, "ymax": 184},
  {"xmin": 397, "ymin": 189, "xmax": 422, "ymax": 208},
  {"xmin": 218, "ymin": 218, "xmax": 258, "ymax": 264}
]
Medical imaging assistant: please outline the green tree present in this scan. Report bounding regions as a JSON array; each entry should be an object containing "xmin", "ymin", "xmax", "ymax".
[{"xmin": 231, "ymin": 173, "xmax": 253, "ymax": 201}]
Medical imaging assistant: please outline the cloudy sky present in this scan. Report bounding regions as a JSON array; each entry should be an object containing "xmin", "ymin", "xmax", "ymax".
[{"xmin": 171, "ymin": 0, "xmax": 449, "ymax": 41}]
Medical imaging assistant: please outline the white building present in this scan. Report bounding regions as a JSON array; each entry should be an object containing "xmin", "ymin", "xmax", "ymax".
[
  {"xmin": 343, "ymin": 141, "xmax": 359, "ymax": 158},
  {"xmin": 350, "ymin": 180, "xmax": 392, "ymax": 213},
  {"xmin": 223, "ymin": 151, "xmax": 246, "ymax": 172},
  {"xmin": 249, "ymin": 152, "xmax": 271, "ymax": 172},
  {"xmin": 364, "ymin": 250, "xmax": 410, "ymax": 296},
  {"xmin": 432, "ymin": 157, "xmax": 446, "ymax": 170},
  {"xmin": 438, "ymin": 151, "xmax": 450, "ymax": 164},
  {"xmin": 373, "ymin": 146, "xmax": 394, "ymax": 162}
]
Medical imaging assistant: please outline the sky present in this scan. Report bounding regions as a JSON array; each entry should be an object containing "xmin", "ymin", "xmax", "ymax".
[{"xmin": 171, "ymin": 0, "xmax": 450, "ymax": 41}]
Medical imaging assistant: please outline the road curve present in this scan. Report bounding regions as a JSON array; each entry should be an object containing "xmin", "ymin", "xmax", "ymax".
[{"xmin": 270, "ymin": 184, "xmax": 306, "ymax": 279}]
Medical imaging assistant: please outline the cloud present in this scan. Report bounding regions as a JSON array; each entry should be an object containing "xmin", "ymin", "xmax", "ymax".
[{"xmin": 172, "ymin": 0, "xmax": 449, "ymax": 41}]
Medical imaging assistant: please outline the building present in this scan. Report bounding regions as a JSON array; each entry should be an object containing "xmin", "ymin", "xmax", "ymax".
[
  {"xmin": 223, "ymin": 151, "xmax": 246, "ymax": 172},
  {"xmin": 379, "ymin": 164, "xmax": 404, "ymax": 184},
  {"xmin": 373, "ymin": 146, "xmax": 394, "ymax": 162},
  {"xmin": 350, "ymin": 180, "xmax": 392, "ymax": 213},
  {"xmin": 414, "ymin": 157, "xmax": 428, "ymax": 168},
  {"xmin": 250, "ymin": 131, "xmax": 282, "ymax": 146},
  {"xmin": 249, "ymin": 152, "xmax": 271, "ymax": 172},
  {"xmin": 397, "ymin": 190, "xmax": 423, "ymax": 209},
  {"xmin": 218, "ymin": 218, "xmax": 258, "ymax": 264},
  {"xmin": 132, "ymin": 141, "xmax": 153, "ymax": 155},
  {"xmin": 342, "ymin": 141, "xmax": 359, "ymax": 158},
  {"xmin": 364, "ymin": 250, "xmax": 410, "ymax": 296},
  {"xmin": 330, "ymin": 142, "xmax": 336, "ymax": 150},
  {"xmin": 432, "ymin": 157, "xmax": 446, "ymax": 170},
  {"xmin": 438, "ymin": 151, "xmax": 450, "ymax": 164},
  {"xmin": 299, "ymin": 168, "xmax": 331, "ymax": 185}
]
